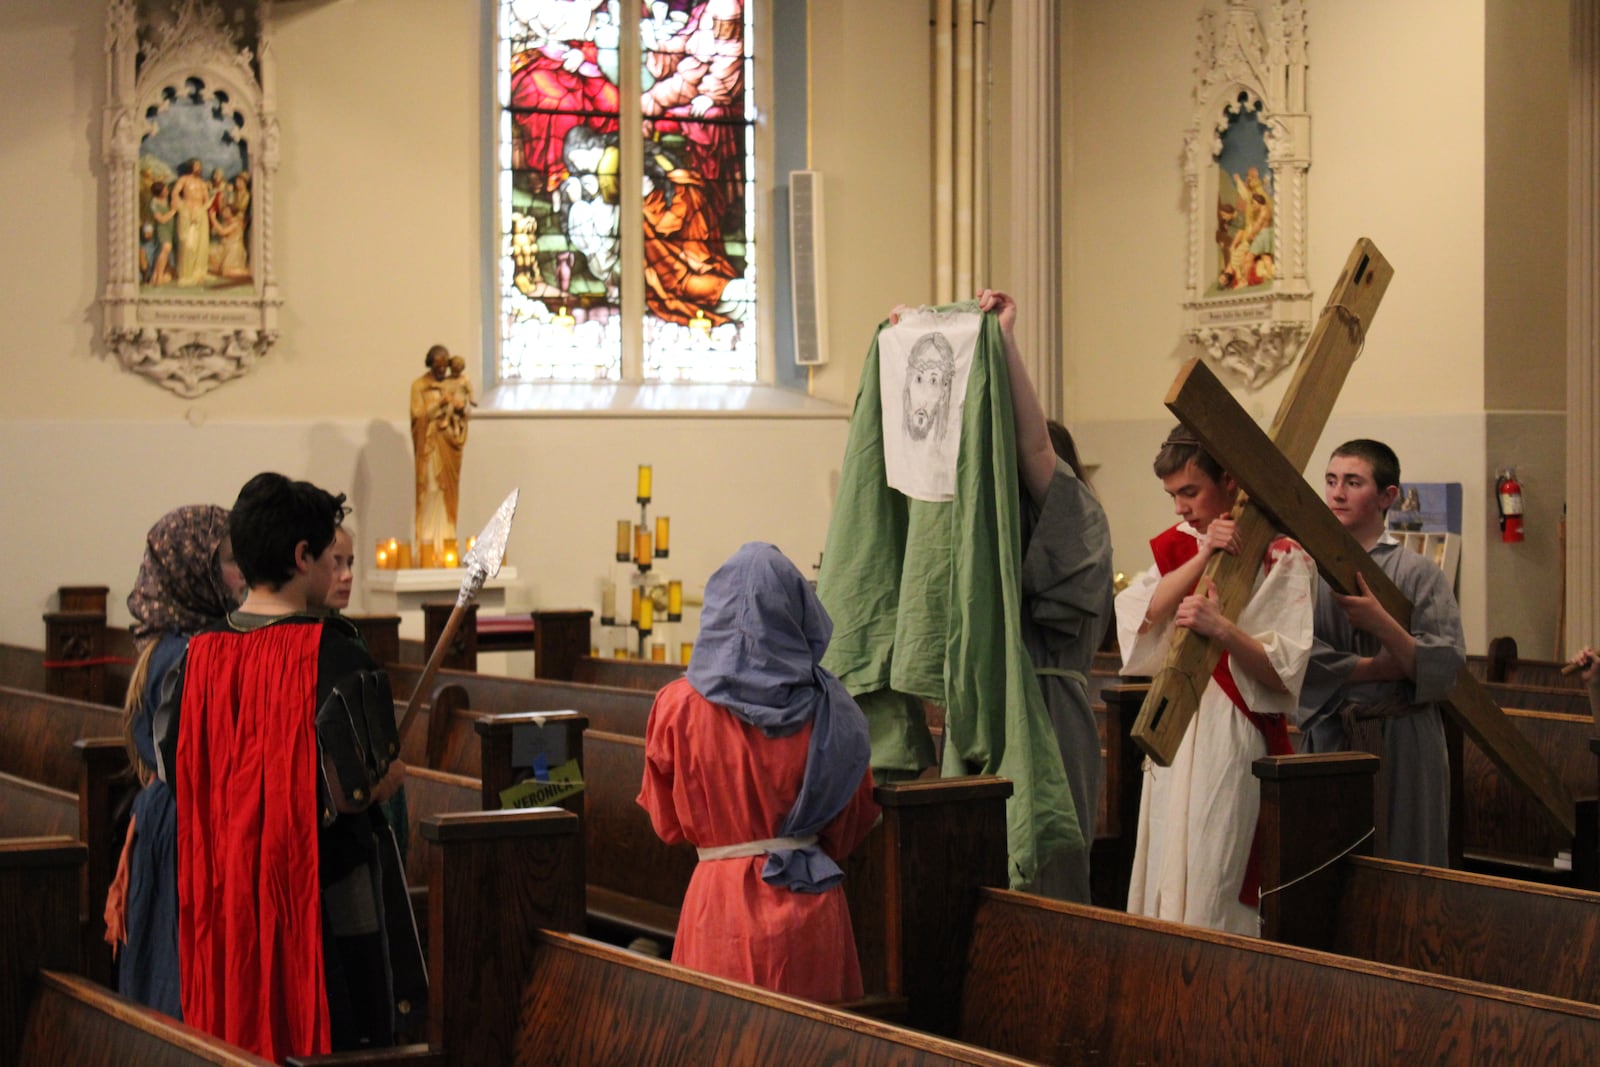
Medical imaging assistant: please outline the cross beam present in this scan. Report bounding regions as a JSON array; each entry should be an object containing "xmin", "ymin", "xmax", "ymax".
[
  {"xmin": 1166, "ymin": 356, "xmax": 1576, "ymax": 836},
  {"xmin": 1133, "ymin": 238, "xmax": 1393, "ymax": 763}
]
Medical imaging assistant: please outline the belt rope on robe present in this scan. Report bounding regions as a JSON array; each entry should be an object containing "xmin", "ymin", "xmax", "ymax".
[
  {"xmin": 1340, "ymin": 697, "xmax": 1429, "ymax": 722},
  {"xmin": 1033, "ymin": 667, "xmax": 1088, "ymax": 687},
  {"xmin": 697, "ymin": 835, "xmax": 820, "ymax": 862}
]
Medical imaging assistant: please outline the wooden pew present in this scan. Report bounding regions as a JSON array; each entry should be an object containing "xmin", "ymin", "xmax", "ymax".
[
  {"xmin": 1, "ymin": 837, "xmax": 89, "ymax": 1064},
  {"xmin": 1481, "ymin": 680, "xmax": 1592, "ymax": 716},
  {"xmin": 3, "ymin": 838, "xmax": 437, "ymax": 1066},
  {"xmin": 422, "ymin": 807, "xmax": 1027, "ymax": 1067},
  {"xmin": 392, "ymin": 670, "xmax": 654, "ymax": 789},
  {"xmin": 28, "ymin": 597, "xmax": 402, "ymax": 705},
  {"xmin": 571, "ymin": 654, "xmax": 684, "ymax": 690},
  {"xmin": 0, "ymin": 689, "xmax": 134, "ymax": 985},
  {"xmin": 1458, "ymin": 705, "xmax": 1600, "ymax": 888},
  {"xmin": 20, "ymin": 972, "xmax": 280, "ymax": 1066},
  {"xmin": 395, "ymin": 661, "xmax": 1143, "ymax": 913},
  {"xmin": 1468, "ymin": 635, "xmax": 1588, "ymax": 690},
  {"xmin": 0, "ymin": 686, "xmax": 123, "ymax": 793},
  {"xmin": 0, "ymin": 773, "xmax": 77, "ymax": 839},
  {"xmin": 472, "ymin": 709, "xmax": 1014, "ymax": 989},
  {"xmin": 1257, "ymin": 749, "xmax": 1600, "ymax": 1007},
  {"xmin": 419, "ymin": 604, "xmax": 594, "ymax": 679},
  {"xmin": 424, "ymin": 802, "xmax": 1600, "ymax": 1066},
  {"xmin": 953, "ymin": 889, "xmax": 1600, "ymax": 1063}
]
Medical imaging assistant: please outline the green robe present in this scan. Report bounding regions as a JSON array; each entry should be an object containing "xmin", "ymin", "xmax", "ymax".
[{"xmin": 817, "ymin": 306, "xmax": 1079, "ymax": 888}]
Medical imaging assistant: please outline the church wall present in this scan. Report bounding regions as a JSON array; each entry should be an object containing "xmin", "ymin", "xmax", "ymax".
[
  {"xmin": 1484, "ymin": 0, "xmax": 1568, "ymax": 413},
  {"xmin": 1484, "ymin": 412, "xmax": 1566, "ymax": 658},
  {"xmin": 0, "ymin": 416, "xmax": 844, "ymax": 643},
  {"xmin": 802, "ymin": 0, "xmax": 940, "ymax": 408},
  {"xmin": 1481, "ymin": 0, "xmax": 1569, "ymax": 657},
  {"xmin": 0, "ymin": 0, "xmax": 933, "ymax": 647},
  {"xmin": 1060, "ymin": 0, "xmax": 1526, "ymax": 651}
]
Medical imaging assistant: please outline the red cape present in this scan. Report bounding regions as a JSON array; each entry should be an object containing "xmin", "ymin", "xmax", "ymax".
[{"xmin": 178, "ymin": 622, "xmax": 329, "ymax": 1060}]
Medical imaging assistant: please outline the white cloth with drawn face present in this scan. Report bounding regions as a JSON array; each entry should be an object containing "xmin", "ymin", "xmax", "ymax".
[{"xmin": 878, "ymin": 308, "xmax": 980, "ymax": 502}]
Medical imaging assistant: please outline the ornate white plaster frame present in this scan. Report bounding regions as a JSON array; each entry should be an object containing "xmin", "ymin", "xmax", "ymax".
[
  {"xmin": 101, "ymin": 0, "xmax": 279, "ymax": 398},
  {"xmin": 1181, "ymin": 0, "xmax": 1310, "ymax": 389}
]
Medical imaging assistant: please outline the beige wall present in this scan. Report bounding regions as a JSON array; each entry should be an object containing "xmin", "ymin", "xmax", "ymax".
[
  {"xmin": 1485, "ymin": 0, "xmax": 1568, "ymax": 412},
  {"xmin": 0, "ymin": 0, "xmax": 1573, "ymax": 656},
  {"xmin": 1058, "ymin": 0, "xmax": 1572, "ymax": 651},
  {"xmin": 0, "ymin": 0, "xmax": 936, "ymax": 644}
]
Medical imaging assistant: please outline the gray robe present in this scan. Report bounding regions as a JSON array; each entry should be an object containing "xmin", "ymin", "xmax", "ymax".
[
  {"xmin": 1016, "ymin": 460, "xmax": 1115, "ymax": 902},
  {"xmin": 1298, "ymin": 538, "xmax": 1465, "ymax": 867}
]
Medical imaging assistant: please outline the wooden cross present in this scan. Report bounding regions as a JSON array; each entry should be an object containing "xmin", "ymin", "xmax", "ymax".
[{"xmin": 1132, "ymin": 238, "xmax": 1575, "ymax": 836}]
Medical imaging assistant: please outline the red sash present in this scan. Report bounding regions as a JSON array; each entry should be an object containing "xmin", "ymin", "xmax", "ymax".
[
  {"xmin": 177, "ymin": 623, "xmax": 329, "ymax": 1061},
  {"xmin": 1150, "ymin": 526, "xmax": 1293, "ymax": 906}
]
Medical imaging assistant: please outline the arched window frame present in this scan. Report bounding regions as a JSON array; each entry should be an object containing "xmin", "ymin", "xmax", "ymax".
[{"xmin": 483, "ymin": 0, "xmax": 780, "ymax": 407}]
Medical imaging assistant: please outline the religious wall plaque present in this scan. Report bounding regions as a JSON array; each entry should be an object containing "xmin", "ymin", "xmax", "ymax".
[
  {"xmin": 101, "ymin": 0, "xmax": 279, "ymax": 398},
  {"xmin": 1180, "ymin": 0, "xmax": 1311, "ymax": 389}
]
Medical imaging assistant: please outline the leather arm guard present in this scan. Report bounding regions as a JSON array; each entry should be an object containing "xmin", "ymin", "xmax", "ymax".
[{"xmin": 315, "ymin": 668, "xmax": 399, "ymax": 827}]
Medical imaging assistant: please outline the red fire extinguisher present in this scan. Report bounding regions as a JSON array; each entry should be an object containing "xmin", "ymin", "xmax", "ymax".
[{"xmin": 1495, "ymin": 467, "xmax": 1525, "ymax": 543}]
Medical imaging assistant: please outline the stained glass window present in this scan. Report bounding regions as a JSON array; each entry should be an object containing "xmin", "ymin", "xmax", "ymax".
[{"xmin": 496, "ymin": 1, "xmax": 758, "ymax": 385}]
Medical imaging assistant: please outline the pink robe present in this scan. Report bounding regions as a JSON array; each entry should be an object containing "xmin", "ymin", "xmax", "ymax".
[{"xmin": 637, "ymin": 677, "xmax": 879, "ymax": 1002}]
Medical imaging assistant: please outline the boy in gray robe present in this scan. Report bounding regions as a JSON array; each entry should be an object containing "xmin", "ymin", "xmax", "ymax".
[{"xmin": 1298, "ymin": 439, "xmax": 1465, "ymax": 867}]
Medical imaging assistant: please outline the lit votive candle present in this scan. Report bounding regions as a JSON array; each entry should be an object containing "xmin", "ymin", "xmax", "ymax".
[
  {"xmin": 375, "ymin": 542, "xmax": 388, "ymax": 569},
  {"xmin": 630, "ymin": 585, "xmax": 642, "ymax": 626},
  {"xmin": 386, "ymin": 538, "xmax": 400, "ymax": 570},
  {"xmin": 419, "ymin": 543, "xmax": 436, "ymax": 569},
  {"xmin": 600, "ymin": 580, "xmax": 617, "ymax": 624},
  {"xmin": 667, "ymin": 579, "xmax": 683, "ymax": 620},
  {"xmin": 639, "ymin": 599, "xmax": 654, "ymax": 634},
  {"xmin": 651, "ymin": 642, "xmax": 666, "ymax": 663},
  {"xmin": 615, "ymin": 520, "xmax": 631, "ymax": 562},
  {"xmin": 396, "ymin": 543, "xmax": 413, "ymax": 569},
  {"xmin": 655, "ymin": 516, "xmax": 670, "ymax": 558},
  {"xmin": 443, "ymin": 548, "xmax": 458, "ymax": 568},
  {"xmin": 637, "ymin": 464, "xmax": 653, "ymax": 503},
  {"xmin": 680, "ymin": 642, "xmax": 694, "ymax": 665}
]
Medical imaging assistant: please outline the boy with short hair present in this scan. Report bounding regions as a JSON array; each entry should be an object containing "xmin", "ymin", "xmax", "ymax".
[
  {"xmin": 1298, "ymin": 439, "xmax": 1465, "ymax": 867},
  {"xmin": 157, "ymin": 472, "xmax": 422, "ymax": 1061},
  {"xmin": 1114, "ymin": 425, "xmax": 1316, "ymax": 935}
]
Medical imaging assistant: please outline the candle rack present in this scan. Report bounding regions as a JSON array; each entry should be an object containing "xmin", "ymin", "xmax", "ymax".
[{"xmin": 599, "ymin": 464, "xmax": 685, "ymax": 661}]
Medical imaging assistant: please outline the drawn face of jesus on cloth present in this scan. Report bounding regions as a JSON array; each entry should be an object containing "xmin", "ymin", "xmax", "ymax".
[
  {"xmin": 903, "ymin": 332, "xmax": 955, "ymax": 443},
  {"xmin": 877, "ymin": 308, "xmax": 979, "ymax": 503}
]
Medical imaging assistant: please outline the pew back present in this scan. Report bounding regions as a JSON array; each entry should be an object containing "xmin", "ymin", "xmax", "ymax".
[
  {"xmin": 0, "ymin": 772, "xmax": 77, "ymax": 838},
  {"xmin": 1330, "ymin": 857, "xmax": 1600, "ymax": 1005},
  {"xmin": 0, "ymin": 685, "xmax": 123, "ymax": 791},
  {"xmin": 959, "ymin": 890, "xmax": 1600, "ymax": 1064},
  {"xmin": 1460, "ymin": 705, "xmax": 1599, "ymax": 876},
  {"xmin": 571, "ymin": 655, "xmax": 683, "ymax": 691},
  {"xmin": 19, "ymin": 972, "xmax": 275, "ymax": 1066},
  {"xmin": 517, "ymin": 931, "xmax": 1037, "ymax": 1067},
  {"xmin": 389, "ymin": 665, "xmax": 654, "ymax": 738}
]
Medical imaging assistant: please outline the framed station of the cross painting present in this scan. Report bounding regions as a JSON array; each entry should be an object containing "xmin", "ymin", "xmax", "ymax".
[
  {"xmin": 100, "ymin": 0, "xmax": 280, "ymax": 398},
  {"xmin": 1180, "ymin": 0, "xmax": 1313, "ymax": 390}
]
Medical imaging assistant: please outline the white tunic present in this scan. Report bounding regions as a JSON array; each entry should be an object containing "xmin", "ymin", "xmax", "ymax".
[{"xmin": 1114, "ymin": 526, "xmax": 1315, "ymax": 936}]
